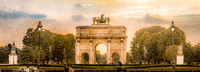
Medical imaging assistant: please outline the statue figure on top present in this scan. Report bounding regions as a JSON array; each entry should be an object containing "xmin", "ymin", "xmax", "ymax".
[{"xmin": 92, "ymin": 14, "xmax": 110, "ymax": 24}]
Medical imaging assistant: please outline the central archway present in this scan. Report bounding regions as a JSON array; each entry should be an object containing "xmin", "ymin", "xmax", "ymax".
[{"xmin": 95, "ymin": 44, "xmax": 107, "ymax": 64}]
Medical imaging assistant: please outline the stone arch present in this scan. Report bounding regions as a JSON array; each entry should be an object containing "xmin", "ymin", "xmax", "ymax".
[
  {"xmin": 81, "ymin": 52, "xmax": 89, "ymax": 64},
  {"xmin": 75, "ymin": 15, "xmax": 127, "ymax": 64},
  {"xmin": 112, "ymin": 52, "xmax": 120, "ymax": 64}
]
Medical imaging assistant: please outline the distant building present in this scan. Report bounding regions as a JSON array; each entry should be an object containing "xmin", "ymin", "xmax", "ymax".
[{"xmin": 9, "ymin": 42, "xmax": 18, "ymax": 64}]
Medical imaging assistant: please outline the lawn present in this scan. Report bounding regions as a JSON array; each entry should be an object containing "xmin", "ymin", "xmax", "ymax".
[{"xmin": 0, "ymin": 64, "xmax": 200, "ymax": 71}]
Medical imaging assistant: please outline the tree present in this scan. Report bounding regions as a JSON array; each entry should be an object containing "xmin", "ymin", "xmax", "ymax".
[
  {"xmin": 157, "ymin": 26, "xmax": 186, "ymax": 62},
  {"xmin": 65, "ymin": 34, "xmax": 75, "ymax": 63},
  {"xmin": 52, "ymin": 34, "xmax": 66, "ymax": 63},
  {"xmin": 193, "ymin": 43, "xmax": 200, "ymax": 62},
  {"xmin": 22, "ymin": 28, "xmax": 54, "ymax": 63},
  {"xmin": 126, "ymin": 52, "xmax": 133, "ymax": 64},
  {"xmin": 0, "ymin": 44, "xmax": 13, "ymax": 63},
  {"xmin": 18, "ymin": 46, "xmax": 35, "ymax": 63},
  {"xmin": 52, "ymin": 33, "xmax": 75, "ymax": 63},
  {"xmin": 182, "ymin": 42, "xmax": 195, "ymax": 64},
  {"xmin": 145, "ymin": 33, "xmax": 160, "ymax": 64},
  {"xmin": 131, "ymin": 25, "xmax": 186, "ymax": 64},
  {"xmin": 164, "ymin": 45, "xmax": 178, "ymax": 64},
  {"xmin": 0, "ymin": 47, "xmax": 7, "ymax": 63},
  {"xmin": 131, "ymin": 26, "xmax": 165, "ymax": 64}
]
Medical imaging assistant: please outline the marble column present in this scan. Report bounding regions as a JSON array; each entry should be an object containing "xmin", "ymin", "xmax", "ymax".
[
  {"xmin": 107, "ymin": 39, "xmax": 111, "ymax": 64},
  {"xmin": 120, "ymin": 38, "xmax": 124, "ymax": 64},
  {"xmin": 89, "ymin": 39, "xmax": 93, "ymax": 64},
  {"xmin": 123, "ymin": 39, "xmax": 126, "ymax": 64},
  {"xmin": 76, "ymin": 39, "xmax": 80, "ymax": 64}
]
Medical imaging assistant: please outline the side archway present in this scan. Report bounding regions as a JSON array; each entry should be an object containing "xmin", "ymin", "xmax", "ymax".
[
  {"xmin": 82, "ymin": 52, "xmax": 89, "ymax": 64},
  {"xmin": 112, "ymin": 52, "xmax": 120, "ymax": 64}
]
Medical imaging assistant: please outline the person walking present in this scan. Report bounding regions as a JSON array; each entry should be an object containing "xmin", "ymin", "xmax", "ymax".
[
  {"xmin": 24, "ymin": 65, "xmax": 30, "ymax": 72},
  {"xmin": 69, "ymin": 64, "xmax": 74, "ymax": 72},
  {"xmin": 65, "ymin": 63, "xmax": 74, "ymax": 72},
  {"xmin": 115, "ymin": 62, "xmax": 127, "ymax": 72},
  {"xmin": 64, "ymin": 64, "xmax": 70, "ymax": 72}
]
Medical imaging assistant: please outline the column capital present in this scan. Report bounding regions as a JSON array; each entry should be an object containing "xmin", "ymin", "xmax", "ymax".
[
  {"xmin": 77, "ymin": 39, "xmax": 80, "ymax": 43},
  {"xmin": 108, "ymin": 39, "xmax": 111, "ymax": 43},
  {"xmin": 90, "ymin": 39, "xmax": 93, "ymax": 43},
  {"xmin": 120, "ymin": 38, "xmax": 123, "ymax": 43}
]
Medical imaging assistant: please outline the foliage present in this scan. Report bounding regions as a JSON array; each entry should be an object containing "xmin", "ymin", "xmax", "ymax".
[
  {"xmin": 131, "ymin": 26, "xmax": 165, "ymax": 64},
  {"xmin": 182, "ymin": 42, "xmax": 195, "ymax": 63},
  {"xmin": 0, "ymin": 43, "xmax": 19, "ymax": 63},
  {"xmin": 20, "ymin": 27, "xmax": 75, "ymax": 64},
  {"xmin": 130, "ymin": 25, "xmax": 187, "ymax": 64},
  {"xmin": 18, "ymin": 46, "xmax": 35, "ymax": 63},
  {"xmin": 163, "ymin": 45, "xmax": 178, "ymax": 63}
]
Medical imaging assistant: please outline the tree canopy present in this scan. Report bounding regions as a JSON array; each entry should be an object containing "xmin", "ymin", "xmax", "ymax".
[{"xmin": 130, "ymin": 25, "xmax": 196, "ymax": 64}]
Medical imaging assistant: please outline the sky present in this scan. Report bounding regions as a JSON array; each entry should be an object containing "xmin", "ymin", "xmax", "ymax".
[{"xmin": 0, "ymin": 0, "xmax": 200, "ymax": 52}]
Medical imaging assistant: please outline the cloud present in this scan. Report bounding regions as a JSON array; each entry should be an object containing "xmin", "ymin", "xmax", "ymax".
[
  {"xmin": 174, "ymin": 14, "xmax": 200, "ymax": 21},
  {"xmin": 175, "ymin": 14, "xmax": 200, "ymax": 17},
  {"xmin": 171, "ymin": 14, "xmax": 200, "ymax": 44},
  {"xmin": 29, "ymin": 14, "xmax": 46, "ymax": 19},
  {"xmin": 75, "ymin": 3, "xmax": 93, "ymax": 8},
  {"xmin": 0, "ymin": 11, "xmax": 46, "ymax": 19},
  {"xmin": 138, "ymin": 14, "xmax": 170, "ymax": 24},
  {"xmin": 71, "ymin": 15, "xmax": 86, "ymax": 21},
  {"xmin": 75, "ymin": 4, "xmax": 82, "ymax": 8},
  {"xmin": 188, "ymin": 6, "xmax": 200, "ymax": 13}
]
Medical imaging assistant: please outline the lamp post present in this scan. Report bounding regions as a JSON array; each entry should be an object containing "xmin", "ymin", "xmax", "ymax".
[
  {"xmin": 63, "ymin": 48, "xmax": 67, "ymax": 64},
  {"xmin": 37, "ymin": 21, "xmax": 42, "ymax": 70},
  {"xmin": 143, "ymin": 46, "xmax": 147, "ymax": 64},
  {"xmin": 171, "ymin": 21, "xmax": 175, "ymax": 71},
  {"xmin": 49, "ymin": 46, "xmax": 52, "ymax": 64}
]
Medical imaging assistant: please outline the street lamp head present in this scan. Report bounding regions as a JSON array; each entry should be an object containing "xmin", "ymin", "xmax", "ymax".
[
  {"xmin": 38, "ymin": 28, "xmax": 41, "ymax": 31},
  {"xmin": 13, "ymin": 42, "xmax": 15, "ymax": 46},
  {"xmin": 171, "ymin": 21, "xmax": 175, "ymax": 32}
]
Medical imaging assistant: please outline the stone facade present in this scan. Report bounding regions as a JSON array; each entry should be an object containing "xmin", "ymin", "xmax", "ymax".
[{"xmin": 75, "ymin": 14, "xmax": 127, "ymax": 64}]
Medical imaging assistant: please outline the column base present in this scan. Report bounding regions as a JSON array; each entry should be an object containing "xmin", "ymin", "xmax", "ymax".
[{"xmin": 76, "ymin": 61, "xmax": 80, "ymax": 64}]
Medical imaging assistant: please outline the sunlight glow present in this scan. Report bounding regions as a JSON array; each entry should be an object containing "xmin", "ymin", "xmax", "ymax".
[{"xmin": 96, "ymin": 44, "xmax": 107, "ymax": 55}]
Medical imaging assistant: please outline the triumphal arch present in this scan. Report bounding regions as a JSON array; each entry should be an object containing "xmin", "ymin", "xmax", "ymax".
[{"xmin": 75, "ymin": 14, "xmax": 127, "ymax": 64}]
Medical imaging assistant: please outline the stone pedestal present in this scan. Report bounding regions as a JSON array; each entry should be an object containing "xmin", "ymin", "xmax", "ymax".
[
  {"xmin": 176, "ymin": 45, "xmax": 184, "ymax": 65},
  {"xmin": 9, "ymin": 42, "xmax": 18, "ymax": 64},
  {"xmin": 177, "ymin": 55, "xmax": 184, "ymax": 64},
  {"xmin": 9, "ymin": 54, "xmax": 17, "ymax": 64}
]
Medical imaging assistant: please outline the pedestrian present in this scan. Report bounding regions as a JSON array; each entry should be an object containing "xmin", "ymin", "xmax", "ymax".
[
  {"xmin": 24, "ymin": 65, "xmax": 30, "ymax": 72},
  {"xmin": 115, "ymin": 62, "xmax": 127, "ymax": 72},
  {"xmin": 65, "ymin": 63, "xmax": 74, "ymax": 72},
  {"xmin": 69, "ymin": 64, "xmax": 74, "ymax": 72},
  {"xmin": 64, "ymin": 64, "xmax": 70, "ymax": 72}
]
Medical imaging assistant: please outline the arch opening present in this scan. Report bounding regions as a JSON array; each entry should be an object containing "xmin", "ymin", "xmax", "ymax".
[
  {"xmin": 95, "ymin": 44, "xmax": 107, "ymax": 64},
  {"xmin": 112, "ymin": 52, "xmax": 120, "ymax": 64},
  {"xmin": 82, "ymin": 52, "xmax": 89, "ymax": 64}
]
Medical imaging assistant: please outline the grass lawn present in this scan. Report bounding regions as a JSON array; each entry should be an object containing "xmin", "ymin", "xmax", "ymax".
[
  {"xmin": 0, "ymin": 64, "xmax": 200, "ymax": 71},
  {"xmin": 128, "ymin": 67, "xmax": 200, "ymax": 71}
]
